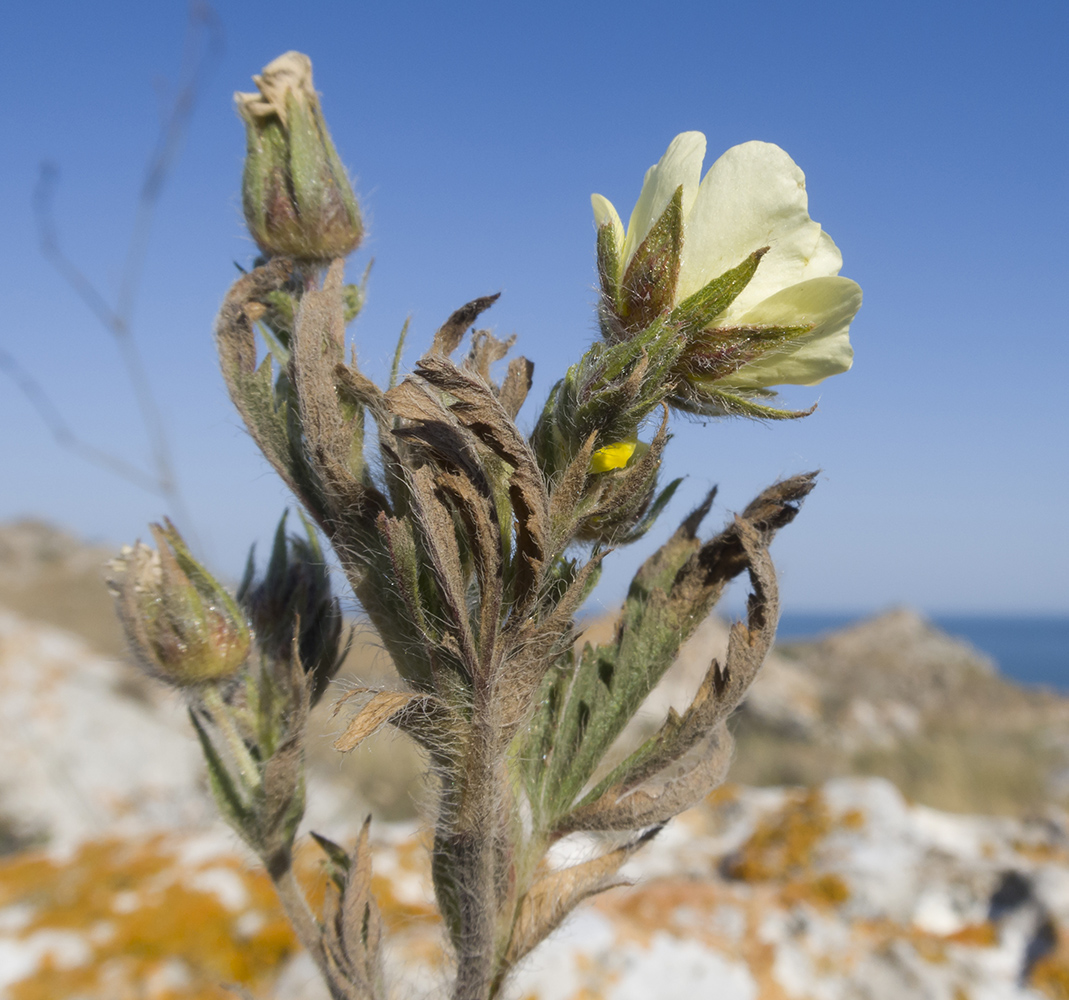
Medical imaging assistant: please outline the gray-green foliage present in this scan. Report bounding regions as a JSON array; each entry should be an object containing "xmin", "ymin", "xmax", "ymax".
[{"xmin": 206, "ymin": 249, "xmax": 816, "ymax": 1000}]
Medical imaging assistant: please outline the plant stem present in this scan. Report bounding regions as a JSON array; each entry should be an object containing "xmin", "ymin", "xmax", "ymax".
[
  {"xmin": 200, "ymin": 685, "xmax": 262, "ymax": 791},
  {"xmin": 270, "ymin": 853, "xmax": 360, "ymax": 1000},
  {"xmin": 446, "ymin": 703, "xmax": 512, "ymax": 1000}
]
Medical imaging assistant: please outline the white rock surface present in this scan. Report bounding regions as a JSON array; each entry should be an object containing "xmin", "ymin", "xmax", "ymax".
[
  {"xmin": 0, "ymin": 606, "xmax": 209, "ymax": 847},
  {"xmin": 3, "ymin": 603, "xmax": 1069, "ymax": 1000}
]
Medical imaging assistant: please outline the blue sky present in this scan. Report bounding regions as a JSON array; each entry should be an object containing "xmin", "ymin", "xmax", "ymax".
[{"xmin": 2, "ymin": 0, "xmax": 1067, "ymax": 615}]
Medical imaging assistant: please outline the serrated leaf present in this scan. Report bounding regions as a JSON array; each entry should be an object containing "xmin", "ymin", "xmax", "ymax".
[
  {"xmin": 534, "ymin": 474, "xmax": 815, "ymax": 827},
  {"xmin": 505, "ymin": 828, "xmax": 657, "ymax": 967},
  {"xmin": 565, "ymin": 517, "xmax": 780, "ymax": 830}
]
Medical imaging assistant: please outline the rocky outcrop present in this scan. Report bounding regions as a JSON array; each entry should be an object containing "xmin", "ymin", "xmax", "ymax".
[
  {"xmin": 6, "ymin": 770, "xmax": 1069, "ymax": 999},
  {"xmin": 731, "ymin": 609, "xmax": 1069, "ymax": 815},
  {"xmin": 2, "ymin": 520, "xmax": 1069, "ymax": 997}
]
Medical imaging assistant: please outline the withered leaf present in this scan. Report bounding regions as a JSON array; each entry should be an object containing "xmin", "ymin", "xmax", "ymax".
[
  {"xmin": 505, "ymin": 831, "xmax": 655, "ymax": 967},
  {"xmin": 334, "ymin": 690, "xmax": 426, "ymax": 752},
  {"xmin": 333, "ymin": 686, "xmax": 458, "ymax": 757},
  {"xmin": 498, "ymin": 356, "xmax": 534, "ymax": 419},
  {"xmin": 428, "ymin": 294, "xmax": 501, "ymax": 358},
  {"xmin": 414, "ymin": 356, "xmax": 549, "ymax": 608}
]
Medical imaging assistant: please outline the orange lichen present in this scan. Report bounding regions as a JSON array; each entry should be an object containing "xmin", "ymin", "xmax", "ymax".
[
  {"xmin": 726, "ymin": 790, "xmax": 832, "ymax": 883},
  {"xmin": 1033, "ymin": 956, "xmax": 1069, "ymax": 999},
  {"xmin": 722, "ymin": 791, "xmax": 856, "ymax": 910},
  {"xmin": 946, "ymin": 922, "xmax": 998, "ymax": 947},
  {"xmin": 597, "ymin": 879, "xmax": 723, "ymax": 946},
  {"xmin": 706, "ymin": 783, "xmax": 741, "ymax": 807},
  {"xmin": 840, "ymin": 808, "xmax": 865, "ymax": 830},
  {"xmin": 0, "ymin": 834, "xmax": 296, "ymax": 1000},
  {"xmin": 1032, "ymin": 925, "xmax": 1069, "ymax": 1000},
  {"xmin": 781, "ymin": 873, "xmax": 850, "ymax": 909}
]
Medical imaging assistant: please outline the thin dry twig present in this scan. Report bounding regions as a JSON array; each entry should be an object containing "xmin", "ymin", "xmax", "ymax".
[{"xmin": 6, "ymin": 1, "xmax": 224, "ymax": 520}]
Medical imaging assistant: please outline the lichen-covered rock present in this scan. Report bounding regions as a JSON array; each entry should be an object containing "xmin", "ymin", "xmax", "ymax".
[{"xmin": 0, "ymin": 607, "xmax": 209, "ymax": 848}]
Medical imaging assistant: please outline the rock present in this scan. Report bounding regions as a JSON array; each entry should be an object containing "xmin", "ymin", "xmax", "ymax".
[
  {"xmin": 0, "ymin": 520, "xmax": 125, "ymax": 658},
  {"xmin": 731, "ymin": 609, "xmax": 1069, "ymax": 815},
  {"xmin": 0, "ymin": 606, "xmax": 210, "ymax": 849},
  {"xmin": 8, "ymin": 776, "xmax": 1069, "ymax": 999}
]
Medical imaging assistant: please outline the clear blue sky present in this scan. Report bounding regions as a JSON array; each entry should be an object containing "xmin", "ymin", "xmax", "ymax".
[{"xmin": 2, "ymin": 0, "xmax": 1066, "ymax": 615}]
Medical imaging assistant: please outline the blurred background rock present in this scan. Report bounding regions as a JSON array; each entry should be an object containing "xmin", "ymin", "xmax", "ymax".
[{"xmin": 2, "ymin": 519, "xmax": 1069, "ymax": 998}]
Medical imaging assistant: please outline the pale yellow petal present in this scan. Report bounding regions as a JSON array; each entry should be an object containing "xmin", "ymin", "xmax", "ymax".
[
  {"xmin": 677, "ymin": 141, "xmax": 842, "ymax": 312},
  {"xmin": 716, "ymin": 277, "xmax": 862, "ymax": 390},
  {"xmin": 621, "ymin": 132, "xmax": 706, "ymax": 272}
]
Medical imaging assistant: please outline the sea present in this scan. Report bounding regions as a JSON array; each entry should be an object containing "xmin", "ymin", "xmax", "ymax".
[{"xmin": 776, "ymin": 613, "xmax": 1069, "ymax": 692}]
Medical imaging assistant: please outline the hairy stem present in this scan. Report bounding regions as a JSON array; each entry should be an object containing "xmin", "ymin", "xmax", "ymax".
[
  {"xmin": 200, "ymin": 685, "xmax": 262, "ymax": 791},
  {"xmin": 269, "ymin": 854, "xmax": 353, "ymax": 998},
  {"xmin": 443, "ymin": 702, "xmax": 513, "ymax": 1000}
]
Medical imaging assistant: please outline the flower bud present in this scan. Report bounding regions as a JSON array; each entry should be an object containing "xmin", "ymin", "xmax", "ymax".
[
  {"xmin": 237, "ymin": 511, "xmax": 349, "ymax": 707},
  {"xmin": 236, "ymin": 52, "xmax": 363, "ymax": 262},
  {"xmin": 109, "ymin": 521, "xmax": 251, "ymax": 687}
]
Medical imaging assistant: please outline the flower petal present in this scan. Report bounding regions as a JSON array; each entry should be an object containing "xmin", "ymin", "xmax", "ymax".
[
  {"xmin": 621, "ymin": 132, "xmax": 705, "ymax": 273},
  {"xmin": 716, "ymin": 277, "xmax": 862, "ymax": 389},
  {"xmin": 677, "ymin": 141, "xmax": 843, "ymax": 312},
  {"xmin": 589, "ymin": 438, "xmax": 639, "ymax": 473}
]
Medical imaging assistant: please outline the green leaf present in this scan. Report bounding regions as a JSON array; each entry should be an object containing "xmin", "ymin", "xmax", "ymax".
[{"xmin": 530, "ymin": 475, "xmax": 815, "ymax": 829}]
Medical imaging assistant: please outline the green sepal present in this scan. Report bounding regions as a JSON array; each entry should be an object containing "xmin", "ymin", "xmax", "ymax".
[
  {"xmin": 286, "ymin": 90, "xmax": 331, "ymax": 227},
  {"xmin": 619, "ymin": 185, "xmax": 683, "ymax": 332},
  {"xmin": 595, "ymin": 222, "xmax": 622, "ymax": 312},
  {"xmin": 670, "ymin": 247, "xmax": 768, "ymax": 333},
  {"xmin": 672, "ymin": 387, "xmax": 816, "ymax": 420},
  {"xmin": 156, "ymin": 520, "xmax": 249, "ymax": 649},
  {"xmin": 241, "ymin": 118, "xmax": 291, "ymax": 245}
]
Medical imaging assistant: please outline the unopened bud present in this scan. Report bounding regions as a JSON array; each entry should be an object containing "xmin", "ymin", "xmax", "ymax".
[
  {"xmin": 236, "ymin": 51, "xmax": 363, "ymax": 262},
  {"xmin": 109, "ymin": 521, "xmax": 250, "ymax": 687},
  {"xmin": 237, "ymin": 511, "xmax": 349, "ymax": 707}
]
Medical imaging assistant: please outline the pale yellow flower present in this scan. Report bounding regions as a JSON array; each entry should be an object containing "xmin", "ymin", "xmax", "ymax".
[{"xmin": 592, "ymin": 133, "xmax": 862, "ymax": 415}]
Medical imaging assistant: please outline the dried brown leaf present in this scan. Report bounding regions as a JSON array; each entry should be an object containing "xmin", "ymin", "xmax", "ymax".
[
  {"xmin": 428, "ymin": 294, "xmax": 501, "ymax": 358},
  {"xmin": 505, "ymin": 832, "xmax": 654, "ymax": 967},
  {"xmin": 464, "ymin": 329, "xmax": 514, "ymax": 384},
  {"xmin": 334, "ymin": 690, "xmax": 426, "ymax": 752},
  {"xmin": 407, "ymin": 464, "xmax": 479, "ymax": 678},
  {"xmin": 498, "ymin": 356, "xmax": 534, "ymax": 419},
  {"xmin": 341, "ymin": 817, "xmax": 382, "ymax": 978},
  {"xmin": 414, "ymin": 356, "xmax": 549, "ymax": 608}
]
